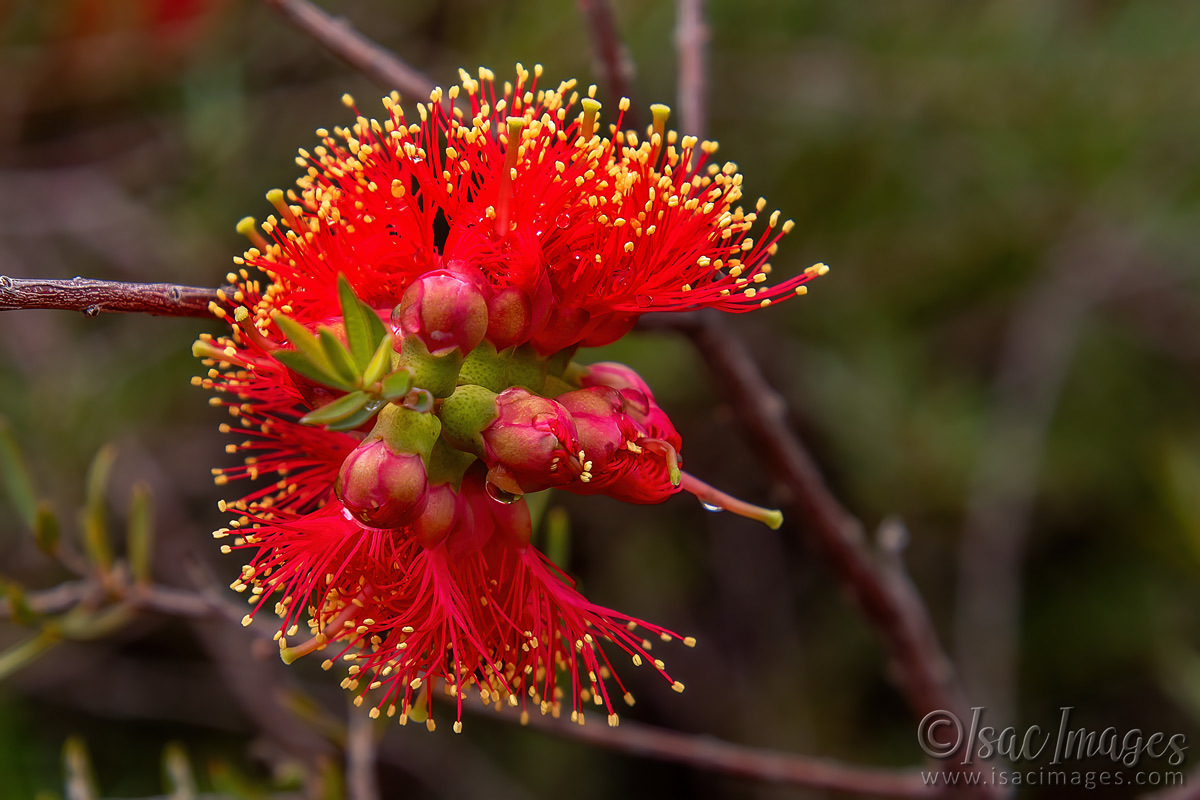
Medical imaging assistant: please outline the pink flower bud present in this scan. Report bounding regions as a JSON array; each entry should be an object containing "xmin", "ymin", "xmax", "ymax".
[
  {"xmin": 480, "ymin": 387, "xmax": 580, "ymax": 492},
  {"xmin": 335, "ymin": 439, "xmax": 428, "ymax": 528},
  {"xmin": 412, "ymin": 482, "xmax": 460, "ymax": 549},
  {"xmin": 579, "ymin": 362, "xmax": 681, "ymax": 450},
  {"xmin": 485, "ymin": 287, "xmax": 532, "ymax": 351},
  {"xmin": 556, "ymin": 386, "xmax": 635, "ymax": 469},
  {"xmin": 393, "ymin": 269, "xmax": 488, "ymax": 356}
]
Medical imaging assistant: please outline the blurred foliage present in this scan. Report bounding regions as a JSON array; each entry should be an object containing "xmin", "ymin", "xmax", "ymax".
[{"xmin": 1, "ymin": 1, "xmax": 1199, "ymax": 798}]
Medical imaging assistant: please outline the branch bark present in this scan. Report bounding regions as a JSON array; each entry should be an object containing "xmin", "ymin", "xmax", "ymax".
[
  {"xmin": 0, "ymin": 277, "xmax": 224, "ymax": 318},
  {"xmin": 262, "ymin": 0, "xmax": 437, "ymax": 100}
]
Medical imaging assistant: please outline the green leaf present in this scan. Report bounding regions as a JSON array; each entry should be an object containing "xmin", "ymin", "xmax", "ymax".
[
  {"xmin": 162, "ymin": 742, "xmax": 197, "ymax": 800},
  {"xmin": 273, "ymin": 312, "xmax": 338, "ymax": 377},
  {"xmin": 62, "ymin": 736, "xmax": 98, "ymax": 800},
  {"xmin": 273, "ymin": 350, "xmax": 357, "ymax": 392},
  {"xmin": 300, "ymin": 392, "xmax": 370, "ymax": 427},
  {"xmin": 83, "ymin": 446, "xmax": 116, "ymax": 573},
  {"xmin": 325, "ymin": 401, "xmax": 384, "ymax": 432},
  {"xmin": 34, "ymin": 502, "xmax": 59, "ymax": 555},
  {"xmin": 338, "ymin": 275, "xmax": 375, "ymax": 369},
  {"xmin": 362, "ymin": 334, "xmax": 395, "ymax": 388},
  {"xmin": 127, "ymin": 483, "xmax": 153, "ymax": 585},
  {"xmin": 318, "ymin": 327, "xmax": 360, "ymax": 385},
  {"xmin": 0, "ymin": 418, "xmax": 36, "ymax": 529},
  {"xmin": 380, "ymin": 370, "xmax": 413, "ymax": 401}
]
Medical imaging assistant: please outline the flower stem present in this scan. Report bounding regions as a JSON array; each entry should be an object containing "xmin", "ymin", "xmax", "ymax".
[{"xmin": 679, "ymin": 471, "xmax": 783, "ymax": 530}]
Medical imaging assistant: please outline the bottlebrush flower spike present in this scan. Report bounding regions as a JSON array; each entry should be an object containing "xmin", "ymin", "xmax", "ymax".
[{"xmin": 194, "ymin": 63, "xmax": 825, "ymax": 730}]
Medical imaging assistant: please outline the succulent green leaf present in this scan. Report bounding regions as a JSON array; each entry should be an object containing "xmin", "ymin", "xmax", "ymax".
[
  {"xmin": 338, "ymin": 275, "xmax": 375, "ymax": 369},
  {"xmin": 300, "ymin": 391, "xmax": 370, "ymax": 427},
  {"xmin": 273, "ymin": 350, "xmax": 357, "ymax": 392},
  {"xmin": 362, "ymin": 334, "xmax": 395, "ymax": 388},
  {"xmin": 273, "ymin": 312, "xmax": 339, "ymax": 376},
  {"xmin": 83, "ymin": 445, "xmax": 116, "ymax": 572},
  {"xmin": 380, "ymin": 369, "xmax": 413, "ymax": 401},
  {"xmin": 0, "ymin": 417, "xmax": 37, "ymax": 529},
  {"xmin": 318, "ymin": 327, "xmax": 361, "ymax": 385},
  {"xmin": 127, "ymin": 482, "xmax": 153, "ymax": 586},
  {"xmin": 325, "ymin": 400, "xmax": 384, "ymax": 432}
]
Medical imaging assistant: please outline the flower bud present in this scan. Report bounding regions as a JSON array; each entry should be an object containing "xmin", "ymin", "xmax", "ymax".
[
  {"xmin": 336, "ymin": 439, "xmax": 428, "ymax": 528},
  {"xmin": 479, "ymin": 387, "xmax": 580, "ymax": 493},
  {"xmin": 393, "ymin": 270, "xmax": 488, "ymax": 357},
  {"xmin": 413, "ymin": 482, "xmax": 461, "ymax": 549},
  {"xmin": 578, "ymin": 361, "xmax": 681, "ymax": 449},
  {"xmin": 485, "ymin": 287, "xmax": 532, "ymax": 351},
  {"xmin": 556, "ymin": 386, "xmax": 634, "ymax": 469}
]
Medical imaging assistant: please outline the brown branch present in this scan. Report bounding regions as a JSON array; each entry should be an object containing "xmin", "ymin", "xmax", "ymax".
[
  {"xmin": 643, "ymin": 313, "xmax": 995, "ymax": 797},
  {"xmin": 515, "ymin": 711, "xmax": 939, "ymax": 798},
  {"xmin": 0, "ymin": 277, "xmax": 225, "ymax": 318},
  {"xmin": 262, "ymin": 0, "xmax": 437, "ymax": 100},
  {"xmin": 675, "ymin": 0, "xmax": 709, "ymax": 141},
  {"xmin": 578, "ymin": 0, "xmax": 639, "ymax": 128}
]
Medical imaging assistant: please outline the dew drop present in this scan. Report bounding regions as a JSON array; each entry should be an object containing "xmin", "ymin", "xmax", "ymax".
[
  {"xmin": 0, "ymin": 276, "xmax": 12, "ymax": 289},
  {"xmin": 635, "ymin": 294, "xmax": 653, "ymax": 309},
  {"xmin": 700, "ymin": 502, "xmax": 724, "ymax": 513},
  {"xmin": 83, "ymin": 304, "xmax": 101, "ymax": 317},
  {"xmin": 555, "ymin": 213, "xmax": 571, "ymax": 230},
  {"xmin": 485, "ymin": 481, "xmax": 521, "ymax": 505}
]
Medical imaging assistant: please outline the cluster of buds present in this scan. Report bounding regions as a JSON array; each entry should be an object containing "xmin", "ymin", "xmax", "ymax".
[{"xmin": 300, "ymin": 266, "xmax": 767, "ymax": 542}]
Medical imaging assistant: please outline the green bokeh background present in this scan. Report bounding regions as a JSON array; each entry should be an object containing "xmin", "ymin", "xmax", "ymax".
[{"xmin": 2, "ymin": 1, "xmax": 1199, "ymax": 797}]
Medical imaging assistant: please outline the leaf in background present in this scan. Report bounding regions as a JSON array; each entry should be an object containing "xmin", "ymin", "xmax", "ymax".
[
  {"xmin": 543, "ymin": 506, "xmax": 571, "ymax": 568},
  {"xmin": 0, "ymin": 631, "xmax": 59, "ymax": 682},
  {"xmin": 300, "ymin": 392, "xmax": 370, "ymax": 427},
  {"xmin": 61, "ymin": 736, "xmax": 98, "ymax": 800},
  {"xmin": 0, "ymin": 418, "xmax": 36, "ymax": 529},
  {"xmin": 162, "ymin": 742, "xmax": 197, "ymax": 800},
  {"xmin": 127, "ymin": 483, "xmax": 153, "ymax": 585},
  {"xmin": 318, "ymin": 328, "xmax": 361, "ymax": 385},
  {"xmin": 33, "ymin": 502, "xmax": 58, "ymax": 555},
  {"xmin": 4, "ymin": 582, "xmax": 36, "ymax": 626},
  {"xmin": 82, "ymin": 446, "xmax": 115, "ymax": 573}
]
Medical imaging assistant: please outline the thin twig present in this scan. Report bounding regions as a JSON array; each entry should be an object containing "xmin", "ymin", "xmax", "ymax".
[
  {"xmin": 578, "ymin": 0, "xmax": 639, "ymax": 128},
  {"xmin": 0, "ymin": 277, "xmax": 224, "ymax": 318},
  {"xmin": 954, "ymin": 225, "xmax": 1138, "ymax": 721},
  {"xmin": 262, "ymin": 0, "xmax": 437, "ymax": 100},
  {"xmin": 675, "ymin": 0, "xmax": 709, "ymax": 141},
  {"xmin": 515, "ymin": 711, "xmax": 939, "ymax": 797}
]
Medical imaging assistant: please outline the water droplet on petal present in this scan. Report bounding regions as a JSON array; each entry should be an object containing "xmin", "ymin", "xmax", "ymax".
[
  {"xmin": 635, "ymin": 295, "xmax": 653, "ymax": 309},
  {"xmin": 555, "ymin": 213, "xmax": 571, "ymax": 230},
  {"xmin": 485, "ymin": 481, "xmax": 521, "ymax": 505},
  {"xmin": 700, "ymin": 502, "xmax": 724, "ymax": 513}
]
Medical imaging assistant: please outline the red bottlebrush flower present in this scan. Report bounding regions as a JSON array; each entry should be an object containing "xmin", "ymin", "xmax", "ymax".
[{"xmin": 196, "ymin": 63, "xmax": 821, "ymax": 730}]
